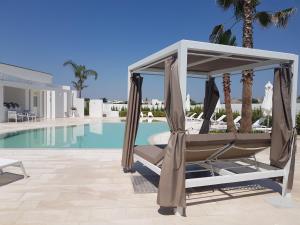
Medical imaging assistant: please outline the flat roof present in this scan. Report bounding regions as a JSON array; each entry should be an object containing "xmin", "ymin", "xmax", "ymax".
[
  {"xmin": 129, "ymin": 40, "xmax": 298, "ymax": 77},
  {"xmin": 0, "ymin": 62, "xmax": 53, "ymax": 77}
]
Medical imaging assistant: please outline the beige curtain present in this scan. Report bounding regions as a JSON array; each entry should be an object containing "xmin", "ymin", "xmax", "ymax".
[
  {"xmin": 270, "ymin": 67, "xmax": 297, "ymax": 191},
  {"xmin": 157, "ymin": 57, "xmax": 186, "ymax": 208},
  {"xmin": 121, "ymin": 74, "xmax": 143, "ymax": 171},
  {"xmin": 199, "ymin": 77, "xmax": 220, "ymax": 134}
]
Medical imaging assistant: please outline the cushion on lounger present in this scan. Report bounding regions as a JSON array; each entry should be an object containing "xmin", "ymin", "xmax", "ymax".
[
  {"xmin": 235, "ymin": 133, "xmax": 271, "ymax": 147},
  {"xmin": 186, "ymin": 133, "xmax": 235, "ymax": 148},
  {"xmin": 217, "ymin": 133, "xmax": 271, "ymax": 159},
  {"xmin": 185, "ymin": 133, "xmax": 235, "ymax": 162},
  {"xmin": 134, "ymin": 145, "xmax": 166, "ymax": 165}
]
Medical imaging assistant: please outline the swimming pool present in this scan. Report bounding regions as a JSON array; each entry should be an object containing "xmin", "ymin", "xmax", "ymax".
[{"xmin": 0, "ymin": 122, "xmax": 169, "ymax": 149}]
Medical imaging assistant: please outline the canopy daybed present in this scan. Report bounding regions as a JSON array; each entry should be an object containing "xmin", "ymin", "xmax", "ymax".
[{"xmin": 122, "ymin": 40, "xmax": 298, "ymax": 216}]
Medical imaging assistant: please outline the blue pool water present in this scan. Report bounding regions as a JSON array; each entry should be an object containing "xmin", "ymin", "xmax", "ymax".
[{"xmin": 0, "ymin": 122, "xmax": 169, "ymax": 149}]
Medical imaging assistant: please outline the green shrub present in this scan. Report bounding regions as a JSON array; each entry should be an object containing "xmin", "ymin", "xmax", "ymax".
[
  {"xmin": 189, "ymin": 106, "xmax": 203, "ymax": 117},
  {"xmin": 252, "ymin": 108, "xmax": 263, "ymax": 124},
  {"xmin": 119, "ymin": 110, "xmax": 127, "ymax": 117},
  {"xmin": 233, "ymin": 111, "xmax": 240, "ymax": 119},
  {"xmin": 152, "ymin": 110, "xmax": 166, "ymax": 117},
  {"xmin": 215, "ymin": 109, "xmax": 226, "ymax": 121},
  {"xmin": 119, "ymin": 107, "xmax": 127, "ymax": 117},
  {"xmin": 84, "ymin": 100, "xmax": 89, "ymax": 116},
  {"xmin": 141, "ymin": 106, "xmax": 150, "ymax": 112},
  {"xmin": 296, "ymin": 113, "xmax": 300, "ymax": 134},
  {"xmin": 262, "ymin": 116, "xmax": 272, "ymax": 127}
]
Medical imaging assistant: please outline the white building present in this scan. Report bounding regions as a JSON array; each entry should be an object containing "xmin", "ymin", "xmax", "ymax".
[{"xmin": 0, "ymin": 63, "xmax": 83, "ymax": 122}]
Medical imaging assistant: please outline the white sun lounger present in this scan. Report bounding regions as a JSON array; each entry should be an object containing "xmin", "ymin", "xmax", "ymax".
[
  {"xmin": 185, "ymin": 113, "xmax": 197, "ymax": 121},
  {"xmin": 147, "ymin": 112, "xmax": 154, "ymax": 118},
  {"xmin": 194, "ymin": 112, "xmax": 203, "ymax": 121},
  {"xmin": 0, "ymin": 158, "xmax": 28, "ymax": 178},
  {"xmin": 234, "ymin": 116, "xmax": 241, "ymax": 124}
]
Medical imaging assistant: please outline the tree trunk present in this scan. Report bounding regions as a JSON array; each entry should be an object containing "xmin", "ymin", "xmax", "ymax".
[
  {"xmin": 240, "ymin": 0, "xmax": 254, "ymax": 133},
  {"xmin": 78, "ymin": 89, "xmax": 81, "ymax": 98},
  {"xmin": 223, "ymin": 73, "xmax": 236, "ymax": 133}
]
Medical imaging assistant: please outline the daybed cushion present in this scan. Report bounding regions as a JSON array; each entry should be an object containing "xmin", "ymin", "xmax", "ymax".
[
  {"xmin": 185, "ymin": 133, "xmax": 235, "ymax": 161},
  {"xmin": 134, "ymin": 145, "xmax": 166, "ymax": 165},
  {"xmin": 218, "ymin": 133, "xmax": 271, "ymax": 159}
]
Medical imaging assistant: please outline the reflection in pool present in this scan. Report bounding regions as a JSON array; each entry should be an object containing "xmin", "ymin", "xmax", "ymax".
[{"xmin": 0, "ymin": 122, "xmax": 169, "ymax": 149}]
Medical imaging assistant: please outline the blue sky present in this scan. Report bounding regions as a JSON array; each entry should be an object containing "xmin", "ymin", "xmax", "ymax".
[{"xmin": 0, "ymin": 0, "xmax": 299, "ymax": 102}]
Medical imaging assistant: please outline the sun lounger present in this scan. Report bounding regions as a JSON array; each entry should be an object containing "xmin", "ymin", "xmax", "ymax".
[
  {"xmin": 134, "ymin": 133, "xmax": 270, "ymax": 166},
  {"xmin": 252, "ymin": 118, "xmax": 271, "ymax": 132},
  {"xmin": 140, "ymin": 112, "xmax": 146, "ymax": 118},
  {"xmin": 147, "ymin": 112, "xmax": 154, "ymax": 118},
  {"xmin": 135, "ymin": 133, "xmax": 235, "ymax": 165},
  {"xmin": 193, "ymin": 112, "xmax": 203, "ymax": 121},
  {"xmin": 185, "ymin": 113, "xmax": 196, "ymax": 121},
  {"xmin": 133, "ymin": 132, "xmax": 289, "ymax": 209},
  {"xmin": 0, "ymin": 158, "xmax": 28, "ymax": 178},
  {"xmin": 214, "ymin": 133, "xmax": 271, "ymax": 160},
  {"xmin": 234, "ymin": 116, "xmax": 241, "ymax": 124},
  {"xmin": 211, "ymin": 114, "xmax": 226, "ymax": 124}
]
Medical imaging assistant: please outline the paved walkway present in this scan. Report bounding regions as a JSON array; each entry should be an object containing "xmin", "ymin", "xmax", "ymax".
[{"xmin": 0, "ymin": 146, "xmax": 299, "ymax": 225}]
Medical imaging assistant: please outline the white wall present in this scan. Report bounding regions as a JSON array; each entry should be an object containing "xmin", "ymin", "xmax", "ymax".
[
  {"xmin": 73, "ymin": 98, "xmax": 84, "ymax": 118},
  {"xmin": 55, "ymin": 89, "xmax": 65, "ymax": 118},
  {"xmin": 89, "ymin": 99, "xmax": 103, "ymax": 118},
  {"xmin": 0, "ymin": 86, "xmax": 4, "ymax": 122},
  {"xmin": 51, "ymin": 91, "xmax": 56, "ymax": 119}
]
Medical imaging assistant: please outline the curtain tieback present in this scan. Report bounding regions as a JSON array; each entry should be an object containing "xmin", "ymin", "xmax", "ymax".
[{"xmin": 170, "ymin": 130, "xmax": 186, "ymax": 135}]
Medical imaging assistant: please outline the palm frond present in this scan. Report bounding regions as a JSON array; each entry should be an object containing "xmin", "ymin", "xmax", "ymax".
[
  {"xmin": 84, "ymin": 69, "xmax": 98, "ymax": 80},
  {"xmin": 223, "ymin": 29, "xmax": 237, "ymax": 46},
  {"xmin": 272, "ymin": 8, "xmax": 297, "ymax": 28},
  {"xmin": 209, "ymin": 24, "xmax": 237, "ymax": 46},
  {"xmin": 63, "ymin": 60, "xmax": 79, "ymax": 72},
  {"xmin": 216, "ymin": 0, "xmax": 235, "ymax": 10},
  {"xmin": 229, "ymin": 35, "xmax": 237, "ymax": 46},
  {"xmin": 255, "ymin": 11, "xmax": 272, "ymax": 27},
  {"xmin": 209, "ymin": 24, "xmax": 224, "ymax": 43},
  {"xmin": 71, "ymin": 81, "xmax": 81, "ymax": 90}
]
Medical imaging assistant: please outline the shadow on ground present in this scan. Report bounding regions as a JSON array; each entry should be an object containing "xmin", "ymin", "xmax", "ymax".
[
  {"xmin": 131, "ymin": 161, "xmax": 283, "ymax": 207},
  {"xmin": 0, "ymin": 172, "xmax": 24, "ymax": 186}
]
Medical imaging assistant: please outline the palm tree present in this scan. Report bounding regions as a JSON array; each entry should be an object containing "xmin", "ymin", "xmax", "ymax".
[
  {"xmin": 216, "ymin": 0, "xmax": 296, "ymax": 133},
  {"xmin": 209, "ymin": 25, "xmax": 237, "ymax": 133},
  {"xmin": 63, "ymin": 60, "xmax": 98, "ymax": 98}
]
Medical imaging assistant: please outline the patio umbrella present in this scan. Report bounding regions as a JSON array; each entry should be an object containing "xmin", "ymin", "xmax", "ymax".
[
  {"xmin": 185, "ymin": 94, "xmax": 191, "ymax": 112},
  {"xmin": 261, "ymin": 81, "xmax": 273, "ymax": 127},
  {"xmin": 199, "ymin": 78, "xmax": 220, "ymax": 134}
]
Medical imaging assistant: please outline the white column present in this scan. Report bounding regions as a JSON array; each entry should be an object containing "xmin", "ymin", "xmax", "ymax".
[
  {"xmin": 63, "ymin": 91, "xmax": 67, "ymax": 117},
  {"xmin": 39, "ymin": 91, "xmax": 44, "ymax": 118},
  {"xmin": 46, "ymin": 91, "xmax": 51, "ymax": 119},
  {"xmin": 25, "ymin": 89, "xmax": 30, "ymax": 110},
  {"xmin": 51, "ymin": 90, "xmax": 56, "ymax": 119},
  {"xmin": 178, "ymin": 41, "xmax": 187, "ymax": 113},
  {"xmin": 291, "ymin": 56, "xmax": 299, "ymax": 126},
  {"xmin": 0, "ymin": 85, "xmax": 4, "ymax": 122}
]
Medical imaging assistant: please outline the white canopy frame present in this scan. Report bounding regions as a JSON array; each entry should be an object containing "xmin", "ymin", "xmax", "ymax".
[
  {"xmin": 128, "ymin": 40, "xmax": 299, "ymax": 215},
  {"xmin": 128, "ymin": 40, "xmax": 298, "ymax": 125}
]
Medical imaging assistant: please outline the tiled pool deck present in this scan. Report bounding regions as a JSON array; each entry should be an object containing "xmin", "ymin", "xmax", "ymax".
[
  {"xmin": 0, "ymin": 146, "xmax": 299, "ymax": 225},
  {"xmin": 0, "ymin": 118, "xmax": 299, "ymax": 225}
]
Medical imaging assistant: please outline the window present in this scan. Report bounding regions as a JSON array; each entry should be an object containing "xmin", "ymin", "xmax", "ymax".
[{"xmin": 33, "ymin": 96, "xmax": 38, "ymax": 107}]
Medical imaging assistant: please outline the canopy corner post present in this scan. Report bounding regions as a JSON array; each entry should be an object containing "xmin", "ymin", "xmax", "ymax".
[
  {"xmin": 291, "ymin": 57, "xmax": 299, "ymax": 126},
  {"xmin": 178, "ymin": 41, "xmax": 188, "ymax": 115},
  {"xmin": 127, "ymin": 68, "xmax": 131, "ymax": 100}
]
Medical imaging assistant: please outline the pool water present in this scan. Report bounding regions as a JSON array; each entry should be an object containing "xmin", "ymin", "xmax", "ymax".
[{"xmin": 0, "ymin": 122, "xmax": 169, "ymax": 149}]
